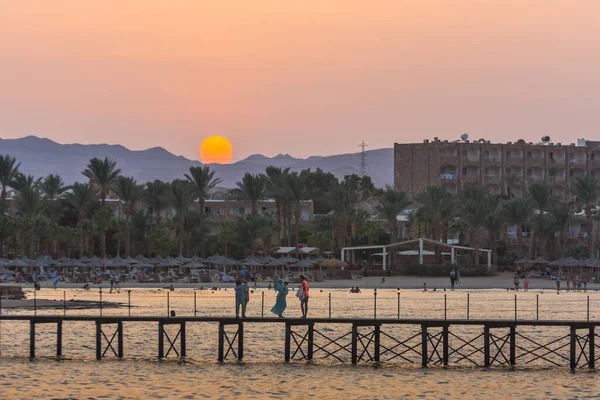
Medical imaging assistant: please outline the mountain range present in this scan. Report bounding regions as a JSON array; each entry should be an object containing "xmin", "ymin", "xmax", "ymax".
[{"xmin": 0, "ymin": 136, "xmax": 393, "ymax": 188}]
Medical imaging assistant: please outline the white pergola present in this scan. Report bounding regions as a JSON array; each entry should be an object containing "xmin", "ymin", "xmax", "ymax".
[{"xmin": 341, "ymin": 238, "xmax": 492, "ymax": 270}]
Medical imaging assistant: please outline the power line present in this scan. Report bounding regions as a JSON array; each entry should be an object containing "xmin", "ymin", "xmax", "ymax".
[{"xmin": 358, "ymin": 141, "xmax": 368, "ymax": 176}]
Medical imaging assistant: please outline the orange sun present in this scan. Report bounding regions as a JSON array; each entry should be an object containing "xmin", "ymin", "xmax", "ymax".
[{"xmin": 199, "ymin": 136, "xmax": 233, "ymax": 164}]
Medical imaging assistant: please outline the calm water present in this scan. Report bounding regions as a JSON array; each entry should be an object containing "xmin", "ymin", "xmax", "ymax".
[{"xmin": 2, "ymin": 289, "xmax": 600, "ymax": 399}]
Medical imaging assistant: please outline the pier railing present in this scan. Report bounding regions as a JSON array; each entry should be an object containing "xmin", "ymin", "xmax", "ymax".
[{"xmin": 2, "ymin": 288, "xmax": 600, "ymax": 321}]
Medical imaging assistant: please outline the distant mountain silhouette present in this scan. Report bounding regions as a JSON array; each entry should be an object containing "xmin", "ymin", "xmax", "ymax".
[{"xmin": 0, "ymin": 136, "xmax": 393, "ymax": 187}]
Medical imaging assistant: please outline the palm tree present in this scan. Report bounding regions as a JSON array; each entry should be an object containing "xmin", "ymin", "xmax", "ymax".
[
  {"xmin": 505, "ymin": 173, "xmax": 521, "ymax": 198},
  {"xmin": 217, "ymin": 221, "xmax": 234, "ymax": 257},
  {"xmin": 414, "ymin": 185, "xmax": 454, "ymax": 243},
  {"xmin": 498, "ymin": 197, "xmax": 533, "ymax": 251},
  {"xmin": 482, "ymin": 195, "xmax": 502, "ymax": 265},
  {"xmin": 231, "ymin": 173, "xmax": 267, "ymax": 215},
  {"xmin": 284, "ymin": 172, "xmax": 307, "ymax": 245},
  {"xmin": 17, "ymin": 185, "xmax": 43, "ymax": 257},
  {"xmin": 265, "ymin": 166, "xmax": 290, "ymax": 245},
  {"xmin": 82, "ymin": 157, "xmax": 121, "ymax": 206},
  {"xmin": 550, "ymin": 201, "xmax": 571, "ymax": 258},
  {"xmin": 171, "ymin": 180, "xmax": 197, "ymax": 255},
  {"xmin": 185, "ymin": 166, "xmax": 222, "ymax": 213},
  {"xmin": 11, "ymin": 173, "xmax": 41, "ymax": 193},
  {"xmin": 572, "ymin": 175, "xmax": 598, "ymax": 251},
  {"xmin": 327, "ymin": 182, "xmax": 358, "ymax": 250},
  {"xmin": 40, "ymin": 174, "xmax": 66, "ymax": 200},
  {"xmin": 0, "ymin": 154, "xmax": 20, "ymax": 200},
  {"xmin": 144, "ymin": 180, "xmax": 171, "ymax": 224},
  {"xmin": 93, "ymin": 206, "xmax": 113, "ymax": 258},
  {"xmin": 65, "ymin": 183, "xmax": 98, "ymax": 257},
  {"xmin": 40, "ymin": 174, "xmax": 66, "ymax": 223},
  {"xmin": 113, "ymin": 176, "xmax": 143, "ymax": 257},
  {"xmin": 376, "ymin": 186, "xmax": 412, "ymax": 244},
  {"xmin": 457, "ymin": 186, "xmax": 492, "ymax": 263}
]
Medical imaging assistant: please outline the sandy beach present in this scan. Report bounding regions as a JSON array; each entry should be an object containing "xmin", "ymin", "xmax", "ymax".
[{"xmin": 10, "ymin": 272, "xmax": 599, "ymax": 291}]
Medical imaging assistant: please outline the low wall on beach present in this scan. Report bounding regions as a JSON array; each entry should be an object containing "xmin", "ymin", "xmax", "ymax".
[{"xmin": 0, "ymin": 285, "xmax": 25, "ymax": 299}]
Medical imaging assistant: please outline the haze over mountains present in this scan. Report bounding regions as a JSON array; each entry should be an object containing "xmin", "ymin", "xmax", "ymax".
[{"xmin": 0, "ymin": 136, "xmax": 393, "ymax": 188}]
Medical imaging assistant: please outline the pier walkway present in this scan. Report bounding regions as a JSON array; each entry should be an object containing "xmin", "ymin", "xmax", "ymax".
[{"xmin": 1, "ymin": 315, "xmax": 599, "ymax": 371}]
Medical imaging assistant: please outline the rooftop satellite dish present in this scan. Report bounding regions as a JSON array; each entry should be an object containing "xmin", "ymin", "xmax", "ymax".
[
  {"xmin": 460, "ymin": 133, "xmax": 469, "ymax": 141},
  {"xmin": 541, "ymin": 136, "xmax": 550, "ymax": 142}
]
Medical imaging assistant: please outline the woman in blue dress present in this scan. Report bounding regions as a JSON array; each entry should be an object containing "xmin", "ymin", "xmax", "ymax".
[{"xmin": 271, "ymin": 281, "xmax": 289, "ymax": 317}]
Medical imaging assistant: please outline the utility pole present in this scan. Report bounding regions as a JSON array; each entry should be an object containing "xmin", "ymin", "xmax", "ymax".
[{"xmin": 358, "ymin": 141, "xmax": 368, "ymax": 176}]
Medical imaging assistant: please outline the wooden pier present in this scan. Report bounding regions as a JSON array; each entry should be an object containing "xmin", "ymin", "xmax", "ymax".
[{"xmin": 1, "ymin": 315, "xmax": 599, "ymax": 371}]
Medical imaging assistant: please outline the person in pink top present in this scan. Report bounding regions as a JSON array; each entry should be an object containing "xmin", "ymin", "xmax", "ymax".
[
  {"xmin": 524, "ymin": 279, "xmax": 529, "ymax": 291},
  {"xmin": 300, "ymin": 275, "xmax": 309, "ymax": 318}
]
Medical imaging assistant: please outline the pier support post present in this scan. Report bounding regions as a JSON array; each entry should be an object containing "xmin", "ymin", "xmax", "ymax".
[
  {"xmin": 421, "ymin": 325, "xmax": 428, "ymax": 368},
  {"xmin": 238, "ymin": 322, "xmax": 244, "ymax": 361},
  {"xmin": 351, "ymin": 324, "xmax": 358, "ymax": 364},
  {"xmin": 442, "ymin": 324, "xmax": 449, "ymax": 366},
  {"xmin": 570, "ymin": 326, "xmax": 576, "ymax": 372},
  {"xmin": 218, "ymin": 323, "xmax": 224, "ymax": 362},
  {"xmin": 509, "ymin": 325, "xmax": 516, "ymax": 368},
  {"xmin": 29, "ymin": 321, "xmax": 35, "ymax": 359},
  {"xmin": 483, "ymin": 325, "xmax": 490, "ymax": 367},
  {"xmin": 96, "ymin": 321, "xmax": 101, "ymax": 360},
  {"xmin": 57, "ymin": 320, "xmax": 62, "ymax": 358},
  {"xmin": 96, "ymin": 321, "xmax": 123, "ymax": 360},
  {"xmin": 158, "ymin": 321, "xmax": 186, "ymax": 359},
  {"xmin": 158, "ymin": 322, "xmax": 164, "ymax": 359},
  {"xmin": 284, "ymin": 323, "xmax": 291, "ymax": 362},
  {"xmin": 374, "ymin": 323, "xmax": 380, "ymax": 364},
  {"xmin": 218, "ymin": 320, "xmax": 243, "ymax": 362},
  {"xmin": 590, "ymin": 326, "xmax": 595, "ymax": 370}
]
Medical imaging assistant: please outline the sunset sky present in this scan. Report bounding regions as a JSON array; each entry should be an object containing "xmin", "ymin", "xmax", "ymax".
[{"xmin": 1, "ymin": 1, "xmax": 599, "ymax": 162}]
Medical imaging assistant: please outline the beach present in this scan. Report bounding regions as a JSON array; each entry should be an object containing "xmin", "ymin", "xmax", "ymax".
[{"xmin": 10, "ymin": 272, "xmax": 599, "ymax": 291}]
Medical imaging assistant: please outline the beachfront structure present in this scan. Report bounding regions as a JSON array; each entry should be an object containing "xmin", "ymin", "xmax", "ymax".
[
  {"xmin": 394, "ymin": 137, "xmax": 600, "ymax": 199},
  {"xmin": 341, "ymin": 238, "xmax": 492, "ymax": 270}
]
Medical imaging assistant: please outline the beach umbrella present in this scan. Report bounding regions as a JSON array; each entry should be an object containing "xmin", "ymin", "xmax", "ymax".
[
  {"xmin": 101, "ymin": 257, "xmax": 116, "ymax": 267},
  {"xmin": 6, "ymin": 259, "xmax": 30, "ymax": 267},
  {"xmin": 176, "ymin": 255, "xmax": 191, "ymax": 264},
  {"xmin": 57, "ymin": 256, "xmax": 71, "ymax": 263},
  {"xmin": 183, "ymin": 261, "xmax": 207, "ymax": 269},
  {"xmin": 158, "ymin": 259, "xmax": 181, "ymax": 268},
  {"xmin": 530, "ymin": 256, "xmax": 549, "ymax": 265},
  {"xmin": 124, "ymin": 256, "xmax": 139, "ymax": 265},
  {"xmin": 79, "ymin": 255, "xmax": 91, "ymax": 262},
  {"xmin": 242, "ymin": 259, "xmax": 263, "ymax": 267},
  {"xmin": 516, "ymin": 257, "xmax": 532, "ymax": 265},
  {"xmin": 0, "ymin": 266, "xmax": 15, "ymax": 275}
]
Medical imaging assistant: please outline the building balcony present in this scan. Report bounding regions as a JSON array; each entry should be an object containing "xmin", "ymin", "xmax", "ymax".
[
  {"xmin": 439, "ymin": 155, "xmax": 459, "ymax": 165},
  {"xmin": 483, "ymin": 174, "xmax": 502, "ymax": 184},
  {"xmin": 462, "ymin": 175, "xmax": 480, "ymax": 185},
  {"xmin": 506, "ymin": 157, "xmax": 523, "ymax": 166},
  {"xmin": 568, "ymin": 159, "xmax": 587, "ymax": 168},
  {"xmin": 589, "ymin": 158, "xmax": 600, "ymax": 169},
  {"xmin": 440, "ymin": 173, "xmax": 458, "ymax": 181},
  {"xmin": 462, "ymin": 157, "xmax": 481, "ymax": 166},
  {"xmin": 483, "ymin": 157, "xmax": 501, "ymax": 165}
]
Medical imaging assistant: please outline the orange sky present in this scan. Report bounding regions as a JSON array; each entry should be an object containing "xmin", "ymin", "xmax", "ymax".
[{"xmin": 1, "ymin": 1, "xmax": 599, "ymax": 161}]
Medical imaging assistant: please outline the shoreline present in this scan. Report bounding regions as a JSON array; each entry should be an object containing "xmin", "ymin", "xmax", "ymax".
[{"xmin": 6, "ymin": 272, "xmax": 599, "ymax": 291}]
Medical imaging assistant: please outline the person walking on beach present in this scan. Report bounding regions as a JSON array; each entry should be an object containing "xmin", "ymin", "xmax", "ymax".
[
  {"xmin": 449, "ymin": 270, "xmax": 455, "ymax": 291},
  {"xmin": 455, "ymin": 268, "xmax": 460, "ymax": 284},
  {"xmin": 524, "ymin": 279, "xmax": 529, "ymax": 291},
  {"xmin": 52, "ymin": 275, "xmax": 59, "ymax": 289},
  {"xmin": 235, "ymin": 280, "xmax": 247, "ymax": 318},
  {"xmin": 271, "ymin": 281, "xmax": 289, "ymax": 317},
  {"xmin": 556, "ymin": 276, "xmax": 561, "ymax": 292},
  {"xmin": 299, "ymin": 275, "xmax": 309, "ymax": 318}
]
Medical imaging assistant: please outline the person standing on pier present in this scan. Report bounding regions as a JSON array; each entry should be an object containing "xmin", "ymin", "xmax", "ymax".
[
  {"xmin": 299, "ymin": 275, "xmax": 309, "ymax": 318},
  {"xmin": 271, "ymin": 281, "xmax": 289, "ymax": 317},
  {"xmin": 235, "ymin": 280, "xmax": 247, "ymax": 318}
]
